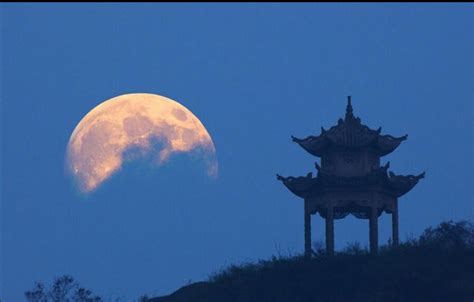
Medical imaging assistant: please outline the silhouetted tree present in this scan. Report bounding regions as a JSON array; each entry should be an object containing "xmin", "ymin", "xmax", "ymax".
[
  {"xmin": 25, "ymin": 275, "xmax": 102, "ymax": 302},
  {"xmin": 419, "ymin": 220, "xmax": 474, "ymax": 249}
]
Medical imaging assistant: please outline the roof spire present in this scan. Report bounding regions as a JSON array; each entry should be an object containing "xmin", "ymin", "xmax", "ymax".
[{"xmin": 345, "ymin": 95, "xmax": 354, "ymax": 120}]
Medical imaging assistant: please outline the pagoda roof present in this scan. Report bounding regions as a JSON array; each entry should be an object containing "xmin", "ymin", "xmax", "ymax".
[
  {"xmin": 276, "ymin": 166, "xmax": 424, "ymax": 199},
  {"xmin": 291, "ymin": 97, "xmax": 407, "ymax": 157}
]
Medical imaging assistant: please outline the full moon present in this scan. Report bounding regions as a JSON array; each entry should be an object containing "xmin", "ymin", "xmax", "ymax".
[{"xmin": 66, "ymin": 93, "xmax": 218, "ymax": 193}]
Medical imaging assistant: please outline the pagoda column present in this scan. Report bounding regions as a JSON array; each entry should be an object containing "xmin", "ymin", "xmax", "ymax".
[
  {"xmin": 326, "ymin": 205, "xmax": 334, "ymax": 256},
  {"xmin": 304, "ymin": 202, "xmax": 311, "ymax": 259},
  {"xmin": 392, "ymin": 200, "xmax": 399, "ymax": 247},
  {"xmin": 369, "ymin": 206, "xmax": 378, "ymax": 254}
]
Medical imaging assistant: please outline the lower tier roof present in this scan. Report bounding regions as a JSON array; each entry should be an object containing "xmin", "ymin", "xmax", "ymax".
[{"xmin": 277, "ymin": 167, "xmax": 424, "ymax": 199}]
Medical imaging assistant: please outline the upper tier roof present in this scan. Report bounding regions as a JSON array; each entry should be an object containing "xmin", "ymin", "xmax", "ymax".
[{"xmin": 291, "ymin": 97, "xmax": 407, "ymax": 157}]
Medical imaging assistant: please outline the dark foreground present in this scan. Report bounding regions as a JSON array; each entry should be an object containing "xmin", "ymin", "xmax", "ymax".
[{"xmin": 149, "ymin": 221, "xmax": 474, "ymax": 302}]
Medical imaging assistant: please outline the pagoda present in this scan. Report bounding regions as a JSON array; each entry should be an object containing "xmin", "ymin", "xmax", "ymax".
[{"xmin": 277, "ymin": 96, "xmax": 424, "ymax": 257}]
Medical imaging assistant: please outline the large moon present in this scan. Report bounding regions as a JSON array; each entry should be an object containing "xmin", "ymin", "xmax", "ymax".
[{"xmin": 66, "ymin": 93, "xmax": 218, "ymax": 193}]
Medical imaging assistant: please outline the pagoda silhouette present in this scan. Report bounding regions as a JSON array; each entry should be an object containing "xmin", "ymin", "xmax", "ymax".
[{"xmin": 277, "ymin": 96, "xmax": 424, "ymax": 257}]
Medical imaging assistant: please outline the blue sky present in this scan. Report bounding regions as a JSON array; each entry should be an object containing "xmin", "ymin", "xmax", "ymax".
[{"xmin": 1, "ymin": 3, "xmax": 473, "ymax": 301}]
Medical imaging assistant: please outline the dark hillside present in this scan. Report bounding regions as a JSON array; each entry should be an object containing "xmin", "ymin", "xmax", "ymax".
[{"xmin": 150, "ymin": 221, "xmax": 474, "ymax": 302}]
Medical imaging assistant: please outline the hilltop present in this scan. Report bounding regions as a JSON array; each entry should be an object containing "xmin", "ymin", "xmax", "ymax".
[{"xmin": 149, "ymin": 221, "xmax": 474, "ymax": 302}]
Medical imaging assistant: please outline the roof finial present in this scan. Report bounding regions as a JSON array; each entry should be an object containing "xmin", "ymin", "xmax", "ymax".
[{"xmin": 345, "ymin": 95, "xmax": 354, "ymax": 120}]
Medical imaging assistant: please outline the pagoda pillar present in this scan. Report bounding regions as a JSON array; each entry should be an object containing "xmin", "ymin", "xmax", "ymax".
[
  {"xmin": 369, "ymin": 206, "xmax": 378, "ymax": 254},
  {"xmin": 392, "ymin": 200, "xmax": 399, "ymax": 247},
  {"xmin": 326, "ymin": 206, "xmax": 334, "ymax": 256},
  {"xmin": 304, "ymin": 202, "xmax": 311, "ymax": 259}
]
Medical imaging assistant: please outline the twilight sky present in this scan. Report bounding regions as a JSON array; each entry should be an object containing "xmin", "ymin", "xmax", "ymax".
[{"xmin": 1, "ymin": 3, "xmax": 473, "ymax": 301}]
